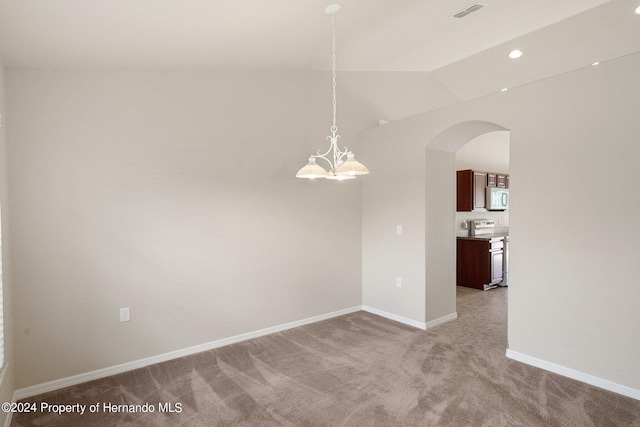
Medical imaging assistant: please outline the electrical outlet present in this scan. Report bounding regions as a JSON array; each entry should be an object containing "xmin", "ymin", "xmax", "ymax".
[
  {"xmin": 396, "ymin": 277, "xmax": 402, "ymax": 288},
  {"xmin": 396, "ymin": 225, "xmax": 403, "ymax": 235},
  {"xmin": 120, "ymin": 307, "xmax": 131, "ymax": 322}
]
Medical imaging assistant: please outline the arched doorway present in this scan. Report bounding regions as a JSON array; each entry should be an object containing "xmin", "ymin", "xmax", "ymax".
[{"xmin": 424, "ymin": 121, "xmax": 510, "ymax": 323}]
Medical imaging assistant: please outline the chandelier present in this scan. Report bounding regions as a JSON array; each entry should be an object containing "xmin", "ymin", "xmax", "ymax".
[{"xmin": 296, "ymin": 4, "xmax": 369, "ymax": 181}]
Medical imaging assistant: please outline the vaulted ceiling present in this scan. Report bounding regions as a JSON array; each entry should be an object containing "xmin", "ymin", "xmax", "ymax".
[{"xmin": 1, "ymin": 0, "xmax": 639, "ymax": 103}]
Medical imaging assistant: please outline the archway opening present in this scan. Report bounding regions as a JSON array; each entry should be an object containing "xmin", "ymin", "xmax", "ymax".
[{"xmin": 424, "ymin": 120, "xmax": 510, "ymax": 328}]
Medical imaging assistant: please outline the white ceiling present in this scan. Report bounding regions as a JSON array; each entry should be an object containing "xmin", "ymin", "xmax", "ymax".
[{"xmin": 1, "ymin": 0, "xmax": 639, "ymax": 101}]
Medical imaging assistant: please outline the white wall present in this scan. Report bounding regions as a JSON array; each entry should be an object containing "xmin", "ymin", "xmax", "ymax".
[
  {"xmin": 361, "ymin": 120, "xmax": 428, "ymax": 323},
  {"xmin": 455, "ymin": 131, "xmax": 509, "ymax": 173},
  {"xmin": 425, "ymin": 148, "xmax": 456, "ymax": 322},
  {"xmin": 0, "ymin": 60, "xmax": 15, "ymax": 427},
  {"xmin": 361, "ymin": 52, "xmax": 640, "ymax": 392},
  {"xmin": 5, "ymin": 70, "xmax": 371, "ymax": 389},
  {"xmin": 340, "ymin": 72, "xmax": 461, "ymax": 123}
]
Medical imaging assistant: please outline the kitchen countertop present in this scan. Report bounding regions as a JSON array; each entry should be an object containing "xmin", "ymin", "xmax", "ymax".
[{"xmin": 457, "ymin": 232, "xmax": 509, "ymax": 241}]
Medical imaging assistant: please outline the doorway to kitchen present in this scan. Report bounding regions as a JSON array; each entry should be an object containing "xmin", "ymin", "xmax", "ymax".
[
  {"xmin": 424, "ymin": 120, "xmax": 510, "ymax": 333},
  {"xmin": 455, "ymin": 131, "xmax": 510, "ymax": 289}
]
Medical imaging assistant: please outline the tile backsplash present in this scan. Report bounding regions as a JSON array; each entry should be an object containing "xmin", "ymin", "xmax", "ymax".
[{"xmin": 456, "ymin": 210, "xmax": 509, "ymax": 236}]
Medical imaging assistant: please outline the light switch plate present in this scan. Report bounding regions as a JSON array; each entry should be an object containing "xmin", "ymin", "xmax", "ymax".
[{"xmin": 120, "ymin": 307, "xmax": 131, "ymax": 322}]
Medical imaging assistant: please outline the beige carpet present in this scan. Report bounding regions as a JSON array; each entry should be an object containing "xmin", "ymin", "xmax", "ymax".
[{"xmin": 12, "ymin": 287, "xmax": 640, "ymax": 426}]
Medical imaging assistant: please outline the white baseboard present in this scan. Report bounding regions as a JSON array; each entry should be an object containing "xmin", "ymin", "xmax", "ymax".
[
  {"xmin": 362, "ymin": 306, "xmax": 457, "ymax": 331},
  {"xmin": 13, "ymin": 306, "xmax": 362, "ymax": 401},
  {"xmin": 425, "ymin": 312, "xmax": 458, "ymax": 329},
  {"xmin": 362, "ymin": 306, "xmax": 427, "ymax": 329},
  {"xmin": 506, "ymin": 349, "xmax": 640, "ymax": 401}
]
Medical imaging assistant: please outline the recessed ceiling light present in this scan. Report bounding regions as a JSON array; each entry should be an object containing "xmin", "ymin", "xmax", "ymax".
[
  {"xmin": 500, "ymin": 88, "xmax": 508, "ymax": 92},
  {"xmin": 591, "ymin": 61, "xmax": 600, "ymax": 66},
  {"xmin": 635, "ymin": 5, "xmax": 640, "ymax": 14},
  {"xmin": 508, "ymin": 49, "xmax": 523, "ymax": 59}
]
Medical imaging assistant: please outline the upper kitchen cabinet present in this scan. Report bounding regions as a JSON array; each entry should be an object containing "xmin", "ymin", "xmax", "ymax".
[
  {"xmin": 457, "ymin": 169, "xmax": 487, "ymax": 211},
  {"xmin": 457, "ymin": 169, "xmax": 509, "ymax": 212},
  {"xmin": 487, "ymin": 173, "xmax": 509, "ymax": 188}
]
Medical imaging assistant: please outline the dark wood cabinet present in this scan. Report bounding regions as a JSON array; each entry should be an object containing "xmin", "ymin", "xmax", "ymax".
[
  {"xmin": 457, "ymin": 237, "xmax": 504, "ymax": 290},
  {"xmin": 457, "ymin": 169, "xmax": 509, "ymax": 211},
  {"xmin": 456, "ymin": 170, "xmax": 473, "ymax": 211},
  {"xmin": 457, "ymin": 170, "xmax": 487, "ymax": 211},
  {"xmin": 473, "ymin": 171, "xmax": 487, "ymax": 210}
]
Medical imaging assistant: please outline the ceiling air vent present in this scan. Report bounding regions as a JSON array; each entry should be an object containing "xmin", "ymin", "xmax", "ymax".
[{"xmin": 451, "ymin": 3, "xmax": 487, "ymax": 19}]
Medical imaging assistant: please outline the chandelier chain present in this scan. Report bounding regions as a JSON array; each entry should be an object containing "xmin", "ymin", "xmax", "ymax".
[{"xmin": 331, "ymin": 13, "xmax": 337, "ymax": 135}]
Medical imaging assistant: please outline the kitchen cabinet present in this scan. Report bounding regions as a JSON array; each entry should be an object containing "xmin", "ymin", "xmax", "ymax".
[
  {"xmin": 497, "ymin": 174, "xmax": 508, "ymax": 188},
  {"xmin": 457, "ymin": 237, "xmax": 504, "ymax": 290},
  {"xmin": 487, "ymin": 173, "xmax": 496, "ymax": 187},
  {"xmin": 457, "ymin": 169, "xmax": 509, "ymax": 211},
  {"xmin": 489, "ymin": 240, "xmax": 504, "ymax": 284},
  {"xmin": 457, "ymin": 170, "xmax": 487, "ymax": 211},
  {"xmin": 489, "ymin": 173, "xmax": 508, "ymax": 188}
]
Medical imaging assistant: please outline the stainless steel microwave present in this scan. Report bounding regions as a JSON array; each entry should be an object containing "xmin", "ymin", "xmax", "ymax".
[{"xmin": 486, "ymin": 187, "xmax": 509, "ymax": 211}]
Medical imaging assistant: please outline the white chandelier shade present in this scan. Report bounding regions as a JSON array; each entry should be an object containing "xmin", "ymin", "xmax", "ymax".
[
  {"xmin": 334, "ymin": 153, "xmax": 369, "ymax": 176},
  {"xmin": 296, "ymin": 157, "xmax": 329, "ymax": 179},
  {"xmin": 296, "ymin": 4, "xmax": 369, "ymax": 181}
]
